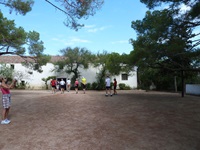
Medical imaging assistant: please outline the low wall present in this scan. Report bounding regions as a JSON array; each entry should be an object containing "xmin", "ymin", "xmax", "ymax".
[{"xmin": 186, "ymin": 84, "xmax": 200, "ymax": 95}]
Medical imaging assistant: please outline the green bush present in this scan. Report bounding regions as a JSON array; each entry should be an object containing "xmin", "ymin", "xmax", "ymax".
[
  {"xmin": 92, "ymin": 82, "xmax": 98, "ymax": 90},
  {"xmin": 86, "ymin": 83, "xmax": 91, "ymax": 90},
  {"xmin": 119, "ymin": 83, "xmax": 131, "ymax": 90}
]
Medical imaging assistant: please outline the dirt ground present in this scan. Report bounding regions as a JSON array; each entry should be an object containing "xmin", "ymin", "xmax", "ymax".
[{"xmin": 0, "ymin": 90, "xmax": 200, "ymax": 150}]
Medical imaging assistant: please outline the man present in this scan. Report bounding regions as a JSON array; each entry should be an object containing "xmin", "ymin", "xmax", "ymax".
[
  {"xmin": 105, "ymin": 75, "xmax": 112, "ymax": 96},
  {"xmin": 81, "ymin": 77, "xmax": 87, "ymax": 94}
]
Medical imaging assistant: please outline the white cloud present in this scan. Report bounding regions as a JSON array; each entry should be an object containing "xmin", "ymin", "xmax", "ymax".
[
  {"xmin": 84, "ymin": 25, "xmax": 111, "ymax": 33},
  {"xmin": 51, "ymin": 37, "xmax": 91, "ymax": 46},
  {"xmin": 179, "ymin": 4, "xmax": 191, "ymax": 13}
]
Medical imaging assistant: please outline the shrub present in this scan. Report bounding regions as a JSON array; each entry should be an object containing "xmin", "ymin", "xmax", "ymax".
[
  {"xmin": 119, "ymin": 83, "xmax": 131, "ymax": 90},
  {"xmin": 92, "ymin": 82, "xmax": 98, "ymax": 90}
]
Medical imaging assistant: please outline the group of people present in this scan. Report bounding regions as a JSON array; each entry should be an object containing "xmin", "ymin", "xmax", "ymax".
[
  {"xmin": 50, "ymin": 75, "xmax": 117, "ymax": 96},
  {"xmin": 50, "ymin": 77, "xmax": 87, "ymax": 94},
  {"xmin": 105, "ymin": 75, "xmax": 117, "ymax": 97},
  {"xmin": 0, "ymin": 75, "xmax": 117, "ymax": 125}
]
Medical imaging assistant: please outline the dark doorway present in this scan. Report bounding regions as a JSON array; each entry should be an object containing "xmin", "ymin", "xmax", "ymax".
[{"xmin": 56, "ymin": 78, "xmax": 67, "ymax": 90}]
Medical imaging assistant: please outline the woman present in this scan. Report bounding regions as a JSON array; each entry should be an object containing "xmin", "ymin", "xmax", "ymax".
[
  {"xmin": 0, "ymin": 77, "xmax": 17, "ymax": 125},
  {"xmin": 74, "ymin": 78, "xmax": 79, "ymax": 94}
]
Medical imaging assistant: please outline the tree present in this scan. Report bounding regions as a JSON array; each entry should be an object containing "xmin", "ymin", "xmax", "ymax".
[
  {"xmin": 130, "ymin": 0, "xmax": 200, "ymax": 91},
  {"xmin": 0, "ymin": 12, "xmax": 51, "ymax": 72},
  {"xmin": 0, "ymin": 63, "xmax": 14, "ymax": 79},
  {"xmin": 42, "ymin": 76, "xmax": 56, "ymax": 90},
  {"xmin": 1, "ymin": 0, "xmax": 104, "ymax": 31},
  {"xmin": 54, "ymin": 47, "xmax": 94, "ymax": 83},
  {"xmin": 0, "ymin": 0, "xmax": 34, "ymax": 15},
  {"xmin": 44, "ymin": 0, "xmax": 104, "ymax": 30},
  {"xmin": 93, "ymin": 51, "xmax": 134, "ymax": 90}
]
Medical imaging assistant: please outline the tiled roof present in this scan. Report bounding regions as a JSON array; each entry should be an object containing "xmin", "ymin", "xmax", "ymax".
[{"xmin": 0, "ymin": 55, "xmax": 64, "ymax": 63}]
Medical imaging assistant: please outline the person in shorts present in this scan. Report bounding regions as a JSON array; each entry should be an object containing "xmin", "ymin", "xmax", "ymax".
[
  {"xmin": 74, "ymin": 78, "xmax": 79, "ymax": 94},
  {"xmin": 0, "ymin": 77, "xmax": 17, "ymax": 125},
  {"xmin": 60, "ymin": 79, "xmax": 66, "ymax": 94},
  {"xmin": 81, "ymin": 77, "xmax": 87, "ymax": 94},
  {"xmin": 67, "ymin": 78, "xmax": 71, "ymax": 92},
  {"xmin": 105, "ymin": 75, "xmax": 112, "ymax": 96},
  {"xmin": 50, "ymin": 78, "xmax": 56, "ymax": 94}
]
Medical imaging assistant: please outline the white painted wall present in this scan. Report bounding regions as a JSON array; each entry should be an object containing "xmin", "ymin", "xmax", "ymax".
[
  {"xmin": 8, "ymin": 63, "xmax": 137, "ymax": 89},
  {"xmin": 186, "ymin": 84, "xmax": 200, "ymax": 95}
]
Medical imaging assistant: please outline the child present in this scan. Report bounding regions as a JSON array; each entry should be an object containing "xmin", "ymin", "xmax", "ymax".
[
  {"xmin": 0, "ymin": 77, "xmax": 17, "ymax": 125},
  {"xmin": 113, "ymin": 78, "xmax": 117, "ymax": 95}
]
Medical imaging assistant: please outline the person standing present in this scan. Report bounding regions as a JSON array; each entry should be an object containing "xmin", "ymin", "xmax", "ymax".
[
  {"xmin": 50, "ymin": 78, "xmax": 56, "ymax": 94},
  {"xmin": 67, "ymin": 78, "xmax": 71, "ymax": 92},
  {"xmin": 105, "ymin": 75, "xmax": 112, "ymax": 96},
  {"xmin": 81, "ymin": 77, "xmax": 87, "ymax": 94},
  {"xmin": 113, "ymin": 78, "xmax": 117, "ymax": 95},
  {"xmin": 74, "ymin": 78, "xmax": 79, "ymax": 94},
  {"xmin": 0, "ymin": 77, "xmax": 17, "ymax": 125},
  {"xmin": 60, "ymin": 79, "xmax": 66, "ymax": 94},
  {"xmin": 56, "ymin": 79, "xmax": 60, "ymax": 92}
]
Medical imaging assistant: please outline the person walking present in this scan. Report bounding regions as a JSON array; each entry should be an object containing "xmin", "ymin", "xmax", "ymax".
[
  {"xmin": 0, "ymin": 77, "xmax": 17, "ymax": 125},
  {"xmin": 81, "ymin": 77, "xmax": 87, "ymax": 94},
  {"xmin": 105, "ymin": 75, "xmax": 112, "ymax": 97},
  {"xmin": 60, "ymin": 79, "xmax": 66, "ymax": 94},
  {"xmin": 74, "ymin": 78, "xmax": 79, "ymax": 94},
  {"xmin": 56, "ymin": 79, "xmax": 60, "ymax": 92},
  {"xmin": 50, "ymin": 78, "xmax": 56, "ymax": 94},
  {"xmin": 67, "ymin": 78, "xmax": 71, "ymax": 92},
  {"xmin": 113, "ymin": 78, "xmax": 117, "ymax": 95}
]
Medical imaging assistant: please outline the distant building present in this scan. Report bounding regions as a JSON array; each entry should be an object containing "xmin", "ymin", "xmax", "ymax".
[{"xmin": 0, "ymin": 56, "xmax": 137, "ymax": 89}]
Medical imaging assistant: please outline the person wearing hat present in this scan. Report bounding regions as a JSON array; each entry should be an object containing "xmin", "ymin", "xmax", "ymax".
[{"xmin": 0, "ymin": 77, "xmax": 17, "ymax": 125}]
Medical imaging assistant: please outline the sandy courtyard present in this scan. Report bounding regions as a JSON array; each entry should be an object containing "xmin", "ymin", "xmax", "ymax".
[{"xmin": 0, "ymin": 90, "xmax": 200, "ymax": 150}]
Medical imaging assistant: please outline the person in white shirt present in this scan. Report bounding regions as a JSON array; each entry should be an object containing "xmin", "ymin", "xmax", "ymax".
[
  {"xmin": 66, "ymin": 78, "xmax": 71, "ymax": 92},
  {"xmin": 105, "ymin": 75, "xmax": 112, "ymax": 96},
  {"xmin": 60, "ymin": 79, "xmax": 66, "ymax": 94}
]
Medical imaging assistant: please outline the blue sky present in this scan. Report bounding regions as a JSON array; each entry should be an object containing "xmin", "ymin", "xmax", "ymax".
[{"xmin": 2, "ymin": 0, "xmax": 148, "ymax": 55}]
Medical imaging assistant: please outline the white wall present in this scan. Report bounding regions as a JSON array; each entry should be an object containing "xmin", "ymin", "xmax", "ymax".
[
  {"xmin": 186, "ymin": 84, "xmax": 200, "ymax": 95},
  {"xmin": 11, "ymin": 63, "xmax": 137, "ymax": 89}
]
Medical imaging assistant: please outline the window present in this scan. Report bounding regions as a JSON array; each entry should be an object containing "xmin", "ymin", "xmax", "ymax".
[
  {"xmin": 121, "ymin": 74, "xmax": 128, "ymax": 80},
  {"xmin": 10, "ymin": 64, "xmax": 14, "ymax": 69}
]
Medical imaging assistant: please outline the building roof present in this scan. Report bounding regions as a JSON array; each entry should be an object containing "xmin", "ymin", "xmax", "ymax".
[{"xmin": 0, "ymin": 55, "xmax": 64, "ymax": 63}]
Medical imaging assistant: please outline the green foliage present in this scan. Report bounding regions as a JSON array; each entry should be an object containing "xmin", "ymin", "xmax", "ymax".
[
  {"xmin": 1, "ymin": 0, "xmax": 103, "ymax": 30},
  {"xmin": 118, "ymin": 83, "xmax": 131, "ymax": 90},
  {"xmin": 15, "ymin": 81, "xmax": 30, "ymax": 89},
  {"xmin": 129, "ymin": 0, "xmax": 200, "ymax": 91},
  {"xmin": 54, "ymin": 47, "xmax": 94, "ymax": 84},
  {"xmin": 91, "ymin": 82, "xmax": 98, "ymax": 90},
  {"xmin": 0, "ymin": 11, "xmax": 50, "ymax": 72},
  {"xmin": 0, "ymin": 0, "xmax": 34, "ymax": 15},
  {"xmin": 86, "ymin": 83, "xmax": 91, "ymax": 90},
  {"xmin": 95, "ymin": 67, "xmax": 106, "ymax": 90},
  {"xmin": 0, "ymin": 63, "xmax": 14, "ymax": 79},
  {"xmin": 42, "ymin": 76, "xmax": 56, "ymax": 89}
]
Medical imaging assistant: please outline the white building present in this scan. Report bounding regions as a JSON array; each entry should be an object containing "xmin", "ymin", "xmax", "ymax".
[{"xmin": 0, "ymin": 56, "xmax": 137, "ymax": 89}]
